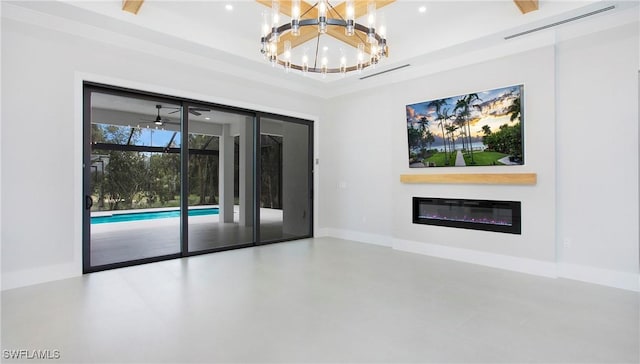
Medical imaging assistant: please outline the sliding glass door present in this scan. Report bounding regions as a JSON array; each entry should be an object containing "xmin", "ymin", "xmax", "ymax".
[
  {"xmin": 84, "ymin": 90, "xmax": 183, "ymax": 268},
  {"xmin": 186, "ymin": 105, "xmax": 256, "ymax": 253},
  {"xmin": 258, "ymin": 117, "xmax": 313, "ymax": 243},
  {"xmin": 83, "ymin": 83, "xmax": 313, "ymax": 272}
]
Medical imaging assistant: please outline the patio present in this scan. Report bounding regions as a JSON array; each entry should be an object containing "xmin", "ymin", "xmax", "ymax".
[{"xmin": 90, "ymin": 207, "xmax": 291, "ymax": 266}]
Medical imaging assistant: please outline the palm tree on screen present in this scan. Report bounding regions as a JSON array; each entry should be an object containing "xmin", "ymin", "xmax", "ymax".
[
  {"xmin": 454, "ymin": 93, "xmax": 482, "ymax": 164},
  {"xmin": 437, "ymin": 107, "xmax": 452, "ymax": 165},
  {"xmin": 446, "ymin": 124, "xmax": 459, "ymax": 153},
  {"xmin": 507, "ymin": 96, "xmax": 521, "ymax": 122},
  {"xmin": 427, "ymin": 99, "xmax": 449, "ymax": 164}
]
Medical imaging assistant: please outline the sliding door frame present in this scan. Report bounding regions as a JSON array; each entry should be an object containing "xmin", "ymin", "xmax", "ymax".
[
  {"xmin": 254, "ymin": 113, "xmax": 315, "ymax": 246},
  {"xmin": 82, "ymin": 84, "xmax": 184, "ymax": 273},
  {"xmin": 180, "ymin": 100, "xmax": 257, "ymax": 257},
  {"xmin": 82, "ymin": 82, "xmax": 313, "ymax": 273}
]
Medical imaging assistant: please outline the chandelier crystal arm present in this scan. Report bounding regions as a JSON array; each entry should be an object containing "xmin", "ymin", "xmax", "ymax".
[
  {"xmin": 299, "ymin": 3, "xmax": 314, "ymax": 18},
  {"xmin": 264, "ymin": 19, "xmax": 386, "ymax": 52},
  {"xmin": 326, "ymin": 23, "xmax": 370, "ymax": 53},
  {"xmin": 313, "ymin": 32, "xmax": 321, "ymax": 69},
  {"xmin": 326, "ymin": 2, "xmax": 346, "ymax": 20},
  {"xmin": 276, "ymin": 29, "xmax": 317, "ymax": 55}
]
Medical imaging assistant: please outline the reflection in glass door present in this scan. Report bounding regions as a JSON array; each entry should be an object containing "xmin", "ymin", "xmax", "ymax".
[
  {"xmin": 187, "ymin": 106, "xmax": 255, "ymax": 253},
  {"xmin": 85, "ymin": 91, "xmax": 183, "ymax": 268},
  {"xmin": 259, "ymin": 117, "xmax": 312, "ymax": 243}
]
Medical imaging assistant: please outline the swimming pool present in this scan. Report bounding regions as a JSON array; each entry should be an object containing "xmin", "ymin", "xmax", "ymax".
[{"xmin": 91, "ymin": 208, "xmax": 219, "ymax": 224}]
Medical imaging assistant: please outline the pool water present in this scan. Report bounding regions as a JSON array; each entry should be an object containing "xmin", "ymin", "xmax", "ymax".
[{"xmin": 91, "ymin": 208, "xmax": 219, "ymax": 224}]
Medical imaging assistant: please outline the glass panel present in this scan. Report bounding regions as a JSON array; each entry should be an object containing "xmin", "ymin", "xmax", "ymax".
[
  {"xmin": 92, "ymin": 123, "xmax": 181, "ymax": 148},
  {"xmin": 260, "ymin": 118, "xmax": 311, "ymax": 242},
  {"xmin": 187, "ymin": 106, "xmax": 254, "ymax": 252},
  {"xmin": 89, "ymin": 92, "xmax": 182, "ymax": 266}
]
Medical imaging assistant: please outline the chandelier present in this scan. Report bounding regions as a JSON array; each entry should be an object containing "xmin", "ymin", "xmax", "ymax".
[{"xmin": 260, "ymin": 0, "xmax": 389, "ymax": 76}]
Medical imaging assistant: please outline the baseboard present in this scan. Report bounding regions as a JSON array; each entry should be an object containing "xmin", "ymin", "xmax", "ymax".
[
  {"xmin": 323, "ymin": 228, "xmax": 393, "ymax": 247},
  {"xmin": 392, "ymin": 238, "xmax": 558, "ymax": 278},
  {"xmin": 557, "ymin": 263, "xmax": 640, "ymax": 292},
  {"xmin": 1, "ymin": 263, "xmax": 81, "ymax": 291},
  {"xmin": 334, "ymin": 233, "xmax": 639, "ymax": 292},
  {"xmin": 4, "ymin": 234, "xmax": 637, "ymax": 292},
  {"xmin": 315, "ymin": 227, "xmax": 330, "ymax": 238}
]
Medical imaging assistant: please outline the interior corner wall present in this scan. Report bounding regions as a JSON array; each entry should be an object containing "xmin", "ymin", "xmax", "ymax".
[
  {"xmin": 318, "ymin": 88, "xmax": 395, "ymax": 245},
  {"xmin": 555, "ymin": 22, "xmax": 639, "ymax": 277},
  {"xmin": 0, "ymin": 18, "xmax": 320, "ymax": 290}
]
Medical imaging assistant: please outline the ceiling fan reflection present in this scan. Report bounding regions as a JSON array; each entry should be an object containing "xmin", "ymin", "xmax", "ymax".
[
  {"xmin": 139, "ymin": 104, "xmax": 181, "ymax": 127},
  {"xmin": 168, "ymin": 107, "xmax": 211, "ymax": 116}
]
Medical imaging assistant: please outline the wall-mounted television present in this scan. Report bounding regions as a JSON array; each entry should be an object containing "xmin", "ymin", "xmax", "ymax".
[{"xmin": 406, "ymin": 84, "xmax": 524, "ymax": 168}]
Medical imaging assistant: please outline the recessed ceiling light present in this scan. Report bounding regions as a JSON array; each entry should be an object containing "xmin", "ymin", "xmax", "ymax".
[
  {"xmin": 205, "ymin": 117, "xmax": 211, "ymax": 120},
  {"xmin": 323, "ymin": 46, "xmax": 329, "ymax": 51},
  {"xmin": 225, "ymin": 4, "xmax": 233, "ymax": 11},
  {"xmin": 418, "ymin": 5, "xmax": 427, "ymax": 13}
]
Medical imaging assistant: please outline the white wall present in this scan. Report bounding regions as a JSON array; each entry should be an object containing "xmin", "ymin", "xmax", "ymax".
[
  {"xmin": 321, "ymin": 47, "xmax": 557, "ymax": 272},
  {"xmin": 394, "ymin": 47, "xmax": 557, "ymax": 266},
  {"xmin": 319, "ymin": 23, "xmax": 639, "ymax": 290},
  {"xmin": 0, "ymin": 17, "xmax": 321, "ymax": 290},
  {"xmin": 556, "ymin": 22, "xmax": 639, "ymax": 284},
  {"xmin": 319, "ymin": 89, "xmax": 394, "ymax": 246}
]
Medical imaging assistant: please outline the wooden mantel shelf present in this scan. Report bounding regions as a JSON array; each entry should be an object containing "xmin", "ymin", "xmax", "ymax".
[{"xmin": 400, "ymin": 173, "xmax": 537, "ymax": 185}]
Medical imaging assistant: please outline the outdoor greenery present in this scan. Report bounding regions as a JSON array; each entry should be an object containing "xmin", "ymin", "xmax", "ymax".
[
  {"xmin": 260, "ymin": 135, "xmax": 282, "ymax": 209},
  {"xmin": 426, "ymin": 152, "xmax": 456, "ymax": 167},
  {"xmin": 480, "ymin": 98, "xmax": 523, "ymax": 162},
  {"xmin": 91, "ymin": 124, "xmax": 284, "ymax": 212},
  {"xmin": 453, "ymin": 93, "xmax": 482, "ymax": 165},
  {"xmin": 461, "ymin": 151, "xmax": 507, "ymax": 166},
  {"xmin": 91, "ymin": 124, "xmax": 212, "ymax": 211},
  {"xmin": 422, "ymin": 93, "xmax": 485, "ymax": 166},
  {"xmin": 407, "ymin": 116, "xmax": 436, "ymax": 155},
  {"xmin": 481, "ymin": 122, "xmax": 523, "ymax": 162},
  {"xmin": 189, "ymin": 134, "xmax": 219, "ymax": 206}
]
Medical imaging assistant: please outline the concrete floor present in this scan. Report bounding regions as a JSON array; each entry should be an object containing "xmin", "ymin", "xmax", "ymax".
[{"xmin": 2, "ymin": 238, "xmax": 638, "ymax": 363}]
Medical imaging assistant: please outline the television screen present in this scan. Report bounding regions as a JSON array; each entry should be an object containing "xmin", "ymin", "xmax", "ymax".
[{"xmin": 406, "ymin": 84, "xmax": 524, "ymax": 168}]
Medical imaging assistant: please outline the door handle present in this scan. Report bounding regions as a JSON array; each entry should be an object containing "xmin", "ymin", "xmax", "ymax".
[{"xmin": 85, "ymin": 195, "xmax": 94, "ymax": 210}]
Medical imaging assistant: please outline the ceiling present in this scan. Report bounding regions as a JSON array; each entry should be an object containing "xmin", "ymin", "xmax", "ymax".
[
  {"xmin": 3, "ymin": 0, "xmax": 638, "ymax": 97},
  {"xmin": 91, "ymin": 92, "xmax": 251, "ymax": 128}
]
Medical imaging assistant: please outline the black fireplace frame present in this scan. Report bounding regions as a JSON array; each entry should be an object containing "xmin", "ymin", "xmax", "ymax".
[{"xmin": 412, "ymin": 197, "xmax": 521, "ymax": 234}]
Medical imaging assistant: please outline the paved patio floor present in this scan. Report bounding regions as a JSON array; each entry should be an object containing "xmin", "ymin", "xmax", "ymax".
[{"xmin": 90, "ymin": 208, "xmax": 297, "ymax": 266}]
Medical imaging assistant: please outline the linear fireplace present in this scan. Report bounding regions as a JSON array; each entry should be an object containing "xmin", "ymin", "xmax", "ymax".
[{"xmin": 413, "ymin": 197, "xmax": 521, "ymax": 234}]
